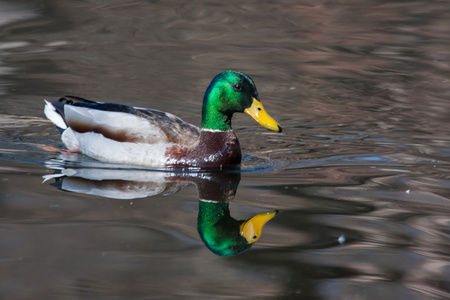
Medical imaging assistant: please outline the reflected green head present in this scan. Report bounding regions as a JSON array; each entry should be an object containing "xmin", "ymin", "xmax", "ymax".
[{"xmin": 197, "ymin": 200, "xmax": 252, "ymax": 257}]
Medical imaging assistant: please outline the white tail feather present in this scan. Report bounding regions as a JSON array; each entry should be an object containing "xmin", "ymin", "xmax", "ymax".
[{"xmin": 44, "ymin": 99, "xmax": 67, "ymax": 129}]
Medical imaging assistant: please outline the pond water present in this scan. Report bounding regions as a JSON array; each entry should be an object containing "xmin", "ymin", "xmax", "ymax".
[{"xmin": 0, "ymin": 0, "xmax": 449, "ymax": 299}]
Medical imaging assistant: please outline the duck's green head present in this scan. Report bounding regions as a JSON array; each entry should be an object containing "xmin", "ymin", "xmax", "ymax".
[
  {"xmin": 198, "ymin": 200, "xmax": 278, "ymax": 256},
  {"xmin": 201, "ymin": 70, "xmax": 282, "ymax": 132}
]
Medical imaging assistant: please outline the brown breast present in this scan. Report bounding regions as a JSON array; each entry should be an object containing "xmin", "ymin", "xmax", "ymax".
[{"xmin": 165, "ymin": 130, "xmax": 241, "ymax": 169}]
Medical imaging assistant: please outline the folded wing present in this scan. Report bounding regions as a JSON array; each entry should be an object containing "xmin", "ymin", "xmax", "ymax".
[{"xmin": 63, "ymin": 102, "xmax": 200, "ymax": 148}]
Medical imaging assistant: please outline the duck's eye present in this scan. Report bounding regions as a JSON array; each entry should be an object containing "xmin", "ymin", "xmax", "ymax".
[{"xmin": 233, "ymin": 84, "xmax": 242, "ymax": 91}]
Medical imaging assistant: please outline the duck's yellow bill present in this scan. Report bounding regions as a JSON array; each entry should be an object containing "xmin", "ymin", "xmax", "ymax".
[
  {"xmin": 244, "ymin": 98, "xmax": 282, "ymax": 132},
  {"xmin": 240, "ymin": 210, "xmax": 278, "ymax": 244}
]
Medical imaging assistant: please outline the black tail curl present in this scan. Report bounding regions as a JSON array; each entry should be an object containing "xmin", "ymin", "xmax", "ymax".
[{"xmin": 58, "ymin": 95, "xmax": 97, "ymax": 105}]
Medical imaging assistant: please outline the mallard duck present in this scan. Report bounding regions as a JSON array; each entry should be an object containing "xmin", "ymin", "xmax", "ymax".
[{"xmin": 44, "ymin": 70, "xmax": 281, "ymax": 169}]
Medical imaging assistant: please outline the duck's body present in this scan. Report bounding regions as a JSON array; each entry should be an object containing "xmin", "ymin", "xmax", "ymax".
[
  {"xmin": 166, "ymin": 129, "xmax": 241, "ymax": 168},
  {"xmin": 44, "ymin": 71, "xmax": 281, "ymax": 169}
]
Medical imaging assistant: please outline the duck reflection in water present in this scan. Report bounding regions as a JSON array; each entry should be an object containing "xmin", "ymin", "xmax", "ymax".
[
  {"xmin": 195, "ymin": 171, "xmax": 278, "ymax": 256},
  {"xmin": 44, "ymin": 162, "xmax": 278, "ymax": 256}
]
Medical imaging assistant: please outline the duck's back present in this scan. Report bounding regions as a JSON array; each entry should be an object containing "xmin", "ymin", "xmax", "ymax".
[
  {"xmin": 45, "ymin": 96, "xmax": 201, "ymax": 167},
  {"xmin": 51, "ymin": 96, "xmax": 200, "ymax": 147}
]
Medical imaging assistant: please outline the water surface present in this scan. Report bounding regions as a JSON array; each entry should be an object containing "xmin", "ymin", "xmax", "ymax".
[{"xmin": 0, "ymin": 1, "xmax": 449, "ymax": 299}]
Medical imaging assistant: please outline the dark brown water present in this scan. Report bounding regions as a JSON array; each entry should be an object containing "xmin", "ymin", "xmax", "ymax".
[{"xmin": 0, "ymin": 1, "xmax": 449, "ymax": 299}]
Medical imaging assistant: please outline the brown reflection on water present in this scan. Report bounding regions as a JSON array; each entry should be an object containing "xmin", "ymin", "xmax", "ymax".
[{"xmin": 41, "ymin": 164, "xmax": 278, "ymax": 257}]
